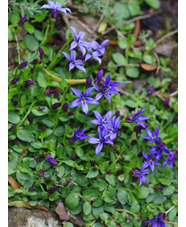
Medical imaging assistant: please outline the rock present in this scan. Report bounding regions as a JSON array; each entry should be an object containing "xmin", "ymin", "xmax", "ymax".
[{"xmin": 8, "ymin": 207, "xmax": 62, "ymax": 227}]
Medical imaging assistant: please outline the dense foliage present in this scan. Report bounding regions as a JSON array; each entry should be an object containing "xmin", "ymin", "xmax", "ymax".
[{"xmin": 8, "ymin": 0, "xmax": 178, "ymax": 226}]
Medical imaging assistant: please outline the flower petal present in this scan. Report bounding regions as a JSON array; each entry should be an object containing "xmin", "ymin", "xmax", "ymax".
[
  {"xmin": 95, "ymin": 143, "xmax": 103, "ymax": 155},
  {"xmin": 75, "ymin": 64, "xmax": 86, "ymax": 73},
  {"xmin": 70, "ymin": 40, "xmax": 78, "ymax": 50},
  {"xmin": 86, "ymin": 97, "xmax": 99, "ymax": 105},
  {"xmin": 70, "ymin": 26, "xmax": 77, "ymax": 38},
  {"xmin": 83, "ymin": 87, "xmax": 94, "ymax": 97},
  {"xmin": 69, "ymin": 99, "xmax": 81, "ymax": 108},
  {"xmin": 104, "ymin": 111, "xmax": 113, "ymax": 121},
  {"xmin": 92, "ymin": 110, "xmax": 102, "ymax": 120},
  {"xmin": 71, "ymin": 87, "xmax": 82, "ymax": 98},
  {"xmin": 88, "ymin": 138, "xmax": 100, "ymax": 144},
  {"xmin": 81, "ymin": 101, "xmax": 89, "ymax": 115},
  {"xmin": 101, "ymin": 39, "xmax": 110, "ymax": 47},
  {"xmin": 70, "ymin": 50, "xmax": 76, "ymax": 61},
  {"xmin": 61, "ymin": 52, "xmax": 71, "ymax": 61}
]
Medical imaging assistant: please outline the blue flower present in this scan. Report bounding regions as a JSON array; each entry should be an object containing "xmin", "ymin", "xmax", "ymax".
[
  {"xmin": 88, "ymin": 127, "xmax": 113, "ymax": 155},
  {"xmin": 69, "ymin": 126, "xmax": 89, "ymax": 143},
  {"xmin": 41, "ymin": 1, "xmax": 71, "ymax": 18},
  {"xmin": 143, "ymin": 213, "xmax": 165, "ymax": 227},
  {"xmin": 125, "ymin": 108, "xmax": 150, "ymax": 128},
  {"xmin": 141, "ymin": 152, "xmax": 161, "ymax": 172},
  {"xmin": 69, "ymin": 87, "xmax": 99, "ymax": 115},
  {"xmin": 131, "ymin": 166, "xmax": 150, "ymax": 187},
  {"xmin": 89, "ymin": 39, "xmax": 110, "ymax": 56},
  {"xmin": 163, "ymin": 150, "xmax": 178, "ymax": 168},
  {"xmin": 143, "ymin": 125, "xmax": 161, "ymax": 143},
  {"xmin": 70, "ymin": 27, "xmax": 89, "ymax": 56},
  {"xmin": 93, "ymin": 83, "xmax": 112, "ymax": 102},
  {"xmin": 85, "ymin": 49, "xmax": 102, "ymax": 64},
  {"xmin": 148, "ymin": 144, "xmax": 170, "ymax": 160},
  {"xmin": 90, "ymin": 110, "xmax": 112, "ymax": 130},
  {"xmin": 45, "ymin": 154, "xmax": 58, "ymax": 165},
  {"xmin": 108, "ymin": 115, "xmax": 120, "ymax": 140},
  {"xmin": 102, "ymin": 73, "xmax": 122, "ymax": 95},
  {"xmin": 62, "ymin": 50, "xmax": 86, "ymax": 73}
]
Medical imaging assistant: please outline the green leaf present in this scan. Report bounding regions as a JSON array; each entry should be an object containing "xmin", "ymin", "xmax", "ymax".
[
  {"xmin": 92, "ymin": 197, "xmax": 103, "ymax": 207},
  {"xmin": 83, "ymin": 187, "xmax": 100, "ymax": 199},
  {"xmin": 37, "ymin": 72, "xmax": 48, "ymax": 88},
  {"xmin": 125, "ymin": 99, "xmax": 136, "ymax": 108},
  {"xmin": 86, "ymin": 167, "xmax": 98, "ymax": 178},
  {"xmin": 8, "ymin": 111, "xmax": 20, "ymax": 124},
  {"xmin": 127, "ymin": 2, "xmax": 141, "ymax": 16},
  {"xmin": 126, "ymin": 67, "xmax": 139, "ymax": 78},
  {"xmin": 105, "ymin": 174, "xmax": 116, "ymax": 186},
  {"xmin": 93, "ymin": 180, "xmax": 107, "ymax": 191},
  {"xmin": 112, "ymin": 52, "xmax": 126, "ymax": 65},
  {"xmin": 83, "ymin": 202, "xmax": 91, "ymax": 215},
  {"xmin": 135, "ymin": 186, "xmax": 151, "ymax": 199},
  {"xmin": 158, "ymin": 178, "xmax": 172, "ymax": 185},
  {"xmin": 10, "ymin": 11, "xmax": 20, "ymax": 25},
  {"xmin": 114, "ymin": 3, "xmax": 130, "ymax": 21},
  {"xmin": 117, "ymin": 189, "xmax": 128, "ymax": 205},
  {"xmin": 92, "ymin": 206, "xmax": 103, "ymax": 219},
  {"xmin": 118, "ymin": 37, "xmax": 128, "ymax": 49},
  {"xmin": 23, "ymin": 35, "xmax": 39, "ymax": 52},
  {"xmin": 163, "ymin": 186, "xmax": 175, "ymax": 196},
  {"xmin": 76, "ymin": 174, "xmax": 89, "ymax": 187},
  {"xmin": 31, "ymin": 141, "xmax": 42, "ymax": 149},
  {"xmin": 64, "ymin": 222, "xmax": 74, "ymax": 227},
  {"xmin": 103, "ymin": 191, "xmax": 117, "ymax": 203},
  {"xmin": 23, "ymin": 22, "xmax": 35, "ymax": 34},
  {"xmin": 34, "ymin": 29, "xmax": 43, "ymax": 41},
  {"xmin": 17, "ymin": 129, "xmax": 34, "ymax": 143},
  {"xmin": 54, "ymin": 126, "xmax": 65, "ymax": 136},
  {"xmin": 168, "ymin": 207, "xmax": 177, "ymax": 221},
  {"xmin": 61, "ymin": 78, "xmax": 68, "ymax": 91},
  {"xmin": 145, "ymin": 0, "xmax": 160, "ymax": 9},
  {"xmin": 33, "ymin": 11, "xmax": 47, "ymax": 22},
  {"xmin": 32, "ymin": 107, "xmax": 49, "ymax": 116},
  {"xmin": 8, "ymin": 28, "xmax": 14, "ymax": 41},
  {"xmin": 65, "ymin": 193, "xmax": 79, "ymax": 209},
  {"xmin": 41, "ymin": 128, "xmax": 52, "ymax": 138},
  {"xmin": 153, "ymin": 192, "xmax": 166, "ymax": 204}
]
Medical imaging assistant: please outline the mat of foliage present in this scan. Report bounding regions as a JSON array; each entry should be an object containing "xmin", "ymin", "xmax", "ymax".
[{"xmin": 8, "ymin": 0, "xmax": 178, "ymax": 226}]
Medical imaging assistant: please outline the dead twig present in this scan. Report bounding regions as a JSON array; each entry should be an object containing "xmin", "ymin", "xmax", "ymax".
[
  {"xmin": 89, "ymin": 0, "xmax": 110, "ymax": 38},
  {"xmin": 155, "ymin": 29, "xmax": 178, "ymax": 45}
]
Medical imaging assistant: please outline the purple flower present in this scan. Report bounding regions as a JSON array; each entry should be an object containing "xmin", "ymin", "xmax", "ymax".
[
  {"xmin": 62, "ymin": 103, "xmax": 68, "ymax": 111},
  {"xmin": 143, "ymin": 213, "xmax": 165, "ymax": 227},
  {"xmin": 148, "ymin": 144, "xmax": 170, "ymax": 160},
  {"xmin": 89, "ymin": 39, "xmax": 110, "ymax": 56},
  {"xmin": 107, "ymin": 115, "xmax": 120, "ymax": 140},
  {"xmin": 39, "ymin": 169, "xmax": 44, "ymax": 177},
  {"xmin": 62, "ymin": 50, "xmax": 86, "ymax": 73},
  {"xmin": 95, "ymin": 69, "xmax": 104, "ymax": 84},
  {"xmin": 102, "ymin": 73, "xmax": 122, "ymax": 95},
  {"xmin": 18, "ymin": 61, "xmax": 27, "ymax": 69},
  {"xmin": 86, "ymin": 76, "xmax": 92, "ymax": 87},
  {"xmin": 85, "ymin": 49, "xmax": 102, "ymax": 64},
  {"xmin": 164, "ymin": 97, "xmax": 170, "ymax": 108},
  {"xmin": 38, "ymin": 47, "xmax": 44, "ymax": 57},
  {"xmin": 71, "ymin": 155, "xmax": 76, "ymax": 161},
  {"xmin": 90, "ymin": 110, "xmax": 112, "ymax": 130},
  {"xmin": 45, "ymin": 88, "xmax": 51, "ymax": 95},
  {"xmin": 45, "ymin": 154, "xmax": 58, "ymax": 165},
  {"xmin": 93, "ymin": 83, "xmax": 112, "ymax": 102},
  {"xmin": 125, "ymin": 108, "xmax": 150, "ymax": 128},
  {"xmin": 51, "ymin": 102, "xmax": 61, "ymax": 109},
  {"xmin": 23, "ymin": 80, "xmax": 35, "ymax": 85},
  {"xmin": 163, "ymin": 150, "xmax": 178, "ymax": 168},
  {"xmin": 143, "ymin": 125, "xmax": 161, "ymax": 143},
  {"xmin": 19, "ymin": 14, "xmax": 26, "ymax": 26},
  {"xmin": 11, "ymin": 77, "xmax": 20, "ymax": 85},
  {"xmin": 41, "ymin": 1, "xmax": 71, "ymax": 18},
  {"xmin": 69, "ymin": 87, "xmax": 99, "ymax": 115},
  {"xmin": 88, "ymin": 127, "xmax": 113, "ymax": 155},
  {"xmin": 148, "ymin": 84, "xmax": 155, "ymax": 95},
  {"xmin": 131, "ymin": 166, "xmax": 150, "ymax": 187},
  {"xmin": 69, "ymin": 126, "xmax": 89, "ymax": 143},
  {"xmin": 27, "ymin": 114, "xmax": 33, "ymax": 123},
  {"xmin": 48, "ymin": 187, "xmax": 57, "ymax": 194},
  {"xmin": 70, "ymin": 27, "xmax": 89, "ymax": 56},
  {"xmin": 141, "ymin": 152, "xmax": 161, "ymax": 172}
]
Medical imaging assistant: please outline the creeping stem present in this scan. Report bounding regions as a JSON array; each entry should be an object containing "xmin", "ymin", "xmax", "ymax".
[
  {"xmin": 43, "ymin": 68, "xmax": 86, "ymax": 85},
  {"xmin": 40, "ymin": 18, "xmax": 56, "ymax": 46}
]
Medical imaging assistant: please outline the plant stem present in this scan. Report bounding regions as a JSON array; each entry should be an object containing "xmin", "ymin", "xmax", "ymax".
[
  {"xmin": 46, "ymin": 39, "xmax": 72, "ymax": 70},
  {"xmin": 165, "ymin": 205, "xmax": 176, "ymax": 214},
  {"xmin": 16, "ymin": 100, "xmax": 37, "ymax": 130},
  {"xmin": 43, "ymin": 67, "xmax": 86, "ymax": 85},
  {"xmin": 115, "ymin": 208, "xmax": 138, "ymax": 217},
  {"xmin": 40, "ymin": 18, "xmax": 56, "ymax": 46}
]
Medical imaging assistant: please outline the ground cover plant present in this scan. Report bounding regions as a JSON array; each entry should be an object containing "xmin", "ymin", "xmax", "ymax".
[{"xmin": 8, "ymin": 0, "xmax": 178, "ymax": 226}]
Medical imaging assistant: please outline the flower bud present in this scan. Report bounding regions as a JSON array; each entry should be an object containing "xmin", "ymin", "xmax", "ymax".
[
  {"xmin": 39, "ymin": 169, "xmax": 44, "ymax": 177},
  {"xmin": 51, "ymin": 102, "xmax": 61, "ymax": 109},
  {"xmin": 32, "ymin": 59, "xmax": 38, "ymax": 64},
  {"xmin": 86, "ymin": 76, "xmax": 92, "ymax": 87},
  {"xmin": 148, "ymin": 84, "xmax": 155, "ymax": 95},
  {"xmin": 45, "ymin": 154, "xmax": 58, "ymax": 165},
  {"xmin": 12, "ymin": 100, "xmax": 18, "ymax": 106},
  {"xmin": 29, "ymin": 186, "xmax": 36, "ymax": 190},
  {"xmin": 19, "ymin": 14, "xmax": 26, "ymax": 26},
  {"xmin": 18, "ymin": 61, "xmax": 27, "ymax": 69},
  {"xmin": 38, "ymin": 47, "xmax": 44, "ymax": 57},
  {"xmin": 38, "ymin": 106, "xmax": 45, "ymax": 110},
  {"xmin": 90, "ymin": 160, "xmax": 96, "ymax": 166},
  {"xmin": 62, "ymin": 103, "xmax": 68, "ymax": 111},
  {"xmin": 71, "ymin": 155, "xmax": 76, "ymax": 161},
  {"xmin": 117, "ymin": 169, "xmax": 123, "ymax": 175},
  {"xmin": 11, "ymin": 77, "xmax": 20, "ymax": 85},
  {"xmin": 27, "ymin": 114, "xmax": 33, "ymax": 123},
  {"xmin": 48, "ymin": 187, "xmax": 57, "ymax": 194},
  {"xmin": 44, "ymin": 89, "xmax": 51, "ymax": 95},
  {"xmin": 95, "ymin": 69, "xmax": 103, "ymax": 84}
]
